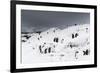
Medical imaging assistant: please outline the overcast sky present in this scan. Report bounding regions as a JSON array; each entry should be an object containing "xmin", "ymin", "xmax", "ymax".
[{"xmin": 21, "ymin": 10, "xmax": 90, "ymax": 32}]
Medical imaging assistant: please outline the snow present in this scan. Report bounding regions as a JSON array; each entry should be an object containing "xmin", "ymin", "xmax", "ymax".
[{"xmin": 21, "ymin": 24, "xmax": 90, "ymax": 64}]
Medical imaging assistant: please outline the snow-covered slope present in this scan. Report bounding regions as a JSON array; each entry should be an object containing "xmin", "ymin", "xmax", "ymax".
[{"xmin": 21, "ymin": 24, "xmax": 90, "ymax": 64}]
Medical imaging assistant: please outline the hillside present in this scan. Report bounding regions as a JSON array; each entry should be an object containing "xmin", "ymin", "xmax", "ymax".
[{"xmin": 21, "ymin": 24, "xmax": 90, "ymax": 64}]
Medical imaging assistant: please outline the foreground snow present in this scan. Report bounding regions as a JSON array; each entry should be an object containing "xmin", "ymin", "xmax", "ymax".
[{"xmin": 21, "ymin": 24, "xmax": 90, "ymax": 64}]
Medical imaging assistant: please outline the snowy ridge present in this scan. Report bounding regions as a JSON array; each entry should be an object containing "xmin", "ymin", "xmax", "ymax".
[{"xmin": 21, "ymin": 24, "xmax": 90, "ymax": 64}]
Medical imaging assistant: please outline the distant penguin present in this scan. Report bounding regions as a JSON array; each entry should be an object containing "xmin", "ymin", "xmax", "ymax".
[
  {"xmin": 86, "ymin": 28, "xmax": 88, "ymax": 32},
  {"xmin": 54, "ymin": 37, "xmax": 59, "ymax": 43},
  {"xmin": 83, "ymin": 49, "xmax": 89, "ymax": 55},
  {"xmin": 40, "ymin": 36, "xmax": 42, "ymax": 38},
  {"xmin": 53, "ymin": 30, "xmax": 55, "ymax": 33},
  {"xmin": 75, "ymin": 33, "xmax": 78, "ymax": 37},
  {"xmin": 75, "ymin": 24, "xmax": 77, "ymax": 26},
  {"xmin": 39, "ymin": 45, "xmax": 43, "ymax": 53},
  {"xmin": 75, "ymin": 51, "xmax": 79, "ymax": 59},
  {"xmin": 44, "ymin": 48, "xmax": 48, "ymax": 54},
  {"xmin": 61, "ymin": 39, "xmax": 64, "ymax": 43},
  {"xmin": 72, "ymin": 34, "xmax": 74, "ymax": 39},
  {"xmin": 38, "ymin": 38, "xmax": 40, "ymax": 40},
  {"xmin": 48, "ymin": 47, "xmax": 51, "ymax": 53}
]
